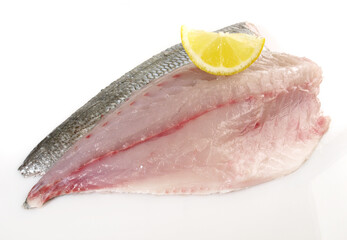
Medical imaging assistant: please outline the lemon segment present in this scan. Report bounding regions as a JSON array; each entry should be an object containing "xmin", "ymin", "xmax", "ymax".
[{"xmin": 181, "ymin": 25, "xmax": 265, "ymax": 75}]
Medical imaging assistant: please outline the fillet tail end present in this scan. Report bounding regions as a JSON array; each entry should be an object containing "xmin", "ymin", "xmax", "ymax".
[{"xmin": 23, "ymin": 197, "xmax": 43, "ymax": 209}]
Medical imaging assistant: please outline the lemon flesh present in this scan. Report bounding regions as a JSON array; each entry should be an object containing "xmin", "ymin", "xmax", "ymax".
[{"xmin": 181, "ymin": 26, "xmax": 265, "ymax": 75}]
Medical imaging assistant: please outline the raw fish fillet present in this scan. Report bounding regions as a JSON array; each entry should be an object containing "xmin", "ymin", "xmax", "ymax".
[{"xmin": 23, "ymin": 23, "xmax": 329, "ymax": 208}]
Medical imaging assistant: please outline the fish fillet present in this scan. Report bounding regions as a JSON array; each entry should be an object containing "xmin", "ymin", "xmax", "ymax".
[{"xmin": 23, "ymin": 23, "xmax": 329, "ymax": 208}]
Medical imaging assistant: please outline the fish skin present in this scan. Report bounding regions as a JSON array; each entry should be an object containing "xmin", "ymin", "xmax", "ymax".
[{"xmin": 18, "ymin": 22, "xmax": 257, "ymax": 177}]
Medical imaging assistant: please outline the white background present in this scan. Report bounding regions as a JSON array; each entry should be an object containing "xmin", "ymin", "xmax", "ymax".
[{"xmin": 0, "ymin": 0, "xmax": 346, "ymax": 239}]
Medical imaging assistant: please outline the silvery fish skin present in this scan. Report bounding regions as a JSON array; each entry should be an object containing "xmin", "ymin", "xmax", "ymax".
[{"xmin": 19, "ymin": 22, "xmax": 257, "ymax": 177}]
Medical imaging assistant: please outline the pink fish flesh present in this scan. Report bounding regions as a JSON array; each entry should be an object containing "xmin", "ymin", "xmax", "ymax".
[{"xmin": 25, "ymin": 50, "xmax": 329, "ymax": 208}]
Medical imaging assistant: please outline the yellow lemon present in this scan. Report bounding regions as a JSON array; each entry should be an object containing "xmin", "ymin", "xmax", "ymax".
[{"xmin": 181, "ymin": 25, "xmax": 265, "ymax": 75}]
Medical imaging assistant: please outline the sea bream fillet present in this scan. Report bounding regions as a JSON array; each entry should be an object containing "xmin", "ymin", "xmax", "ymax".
[{"xmin": 22, "ymin": 23, "xmax": 329, "ymax": 208}]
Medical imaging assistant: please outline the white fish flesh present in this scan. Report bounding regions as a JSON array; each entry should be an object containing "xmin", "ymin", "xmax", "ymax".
[{"xmin": 25, "ymin": 47, "xmax": 329, "ymax": 208}]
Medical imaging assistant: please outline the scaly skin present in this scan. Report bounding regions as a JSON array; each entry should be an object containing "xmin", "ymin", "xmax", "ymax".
[{"xmin": 19, "ymin": 22, "xmax": 257, "ymax": 177}]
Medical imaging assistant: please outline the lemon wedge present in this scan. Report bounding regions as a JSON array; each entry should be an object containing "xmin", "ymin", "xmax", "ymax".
[{"xmin": 181, "ymin": 25, "xmax": 265, "ymax": 75}]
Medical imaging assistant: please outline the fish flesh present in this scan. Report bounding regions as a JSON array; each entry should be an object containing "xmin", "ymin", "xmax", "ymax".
[{"xmin": 22, "ymin": 23, "xmax": 329, "ymax": 208}]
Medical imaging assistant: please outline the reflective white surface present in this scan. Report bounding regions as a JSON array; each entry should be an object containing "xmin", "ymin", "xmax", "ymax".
[{"xmin": 0, "ymin": 0, "xmax": 346, "ymax": 239}]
